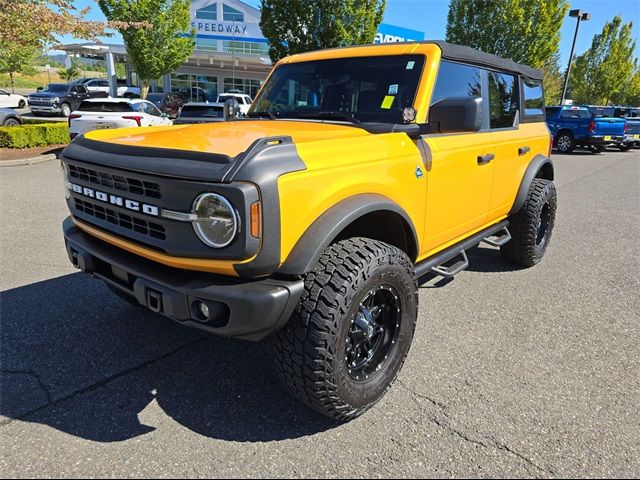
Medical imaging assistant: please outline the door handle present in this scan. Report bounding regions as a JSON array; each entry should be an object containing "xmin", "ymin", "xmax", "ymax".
[
  {"xmin": 518, "ymin": 146, "xmax": 531, "ymax": 156},
  {"xmin": 477, "ymin": 153, "xmax": 495, "ymax": 165}
]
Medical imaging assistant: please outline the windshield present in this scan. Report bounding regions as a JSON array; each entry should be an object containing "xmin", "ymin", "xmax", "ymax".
[
  {"xmin": 43, "ymin": 84, "xmax": 68, "ymax": 93},
  {"xmin": 250, "ymin": 54, "xmax": 425, "ymax": 124},
  {"xmin": 179, "ymin": 105, "xmax": 224, "ymax": 118}
]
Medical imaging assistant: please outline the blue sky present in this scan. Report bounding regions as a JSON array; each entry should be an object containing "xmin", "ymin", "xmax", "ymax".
[{"xmin": 61, "ymin": 0, "xmax": 640, "ymax": 67}]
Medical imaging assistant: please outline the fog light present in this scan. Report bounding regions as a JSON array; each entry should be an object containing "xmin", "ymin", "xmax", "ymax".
[{"xmin": 198, "ymin": 301, "xmax": 210, "ymax": 319}]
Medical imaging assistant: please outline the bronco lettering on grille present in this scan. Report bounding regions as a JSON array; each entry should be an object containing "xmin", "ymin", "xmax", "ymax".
[{"xmin": 70, "ymin": 183, "xmax": 159, "ymax": 217}]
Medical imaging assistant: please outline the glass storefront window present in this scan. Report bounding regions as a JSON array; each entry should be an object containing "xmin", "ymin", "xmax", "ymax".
[
  {"xmin": 171, "ymin": 73, "xmax": 218, "ymax": 102},
  {"xmin": 196, "ymin": 37, "xmax": 218, "ymax": 53},
  {"xmin": 223, "ymin": 4, "xmax": 243, "ymax": 21},
  {"xmin": 222, "ymin": 40, "xmax": 269, "ymax": 56},
  {"xmin": 223, "ymin": 77, "xmax": 262, "ymax": 98}
]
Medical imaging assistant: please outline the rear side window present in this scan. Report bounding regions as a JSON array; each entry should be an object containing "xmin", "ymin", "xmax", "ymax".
[
  {"xmin": 430, "ymin": 61, "xmax": 482, "ymax": 106},
  {"xmin": 521, "ymin": 78, "xmax": 544, "ymax": 118},
  {"xmin": 489, "ymin": 72, "xmax": 518, "ymax": 128},
  {"xmin": 545, "ymin": 107, "xmax": 560, "ymax": 118},
  {"xmin": 78, "ymin": 101, "xmax": 133, "ymax": 112}
]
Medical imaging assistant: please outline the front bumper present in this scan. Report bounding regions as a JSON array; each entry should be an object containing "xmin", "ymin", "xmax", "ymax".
[
  {"xmin": 29, "ymin": 104, "xmax": 62, "ymax": 113},
  {"xmin": 63, "ymin": 217, "xmax": 304, "ymax": 341}
]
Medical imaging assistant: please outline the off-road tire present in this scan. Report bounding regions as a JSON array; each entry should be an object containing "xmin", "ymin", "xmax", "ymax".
[
  {"xmin": 273, "ymin": 238, "xmax": 418, "ymax": 421},
  {"xmin": 555, "ymin": 131, "xmax": 575, "ymax": 153},
  {"xmin": 501, "ymin": 178, "xmax": 557, "ymax": 267}
]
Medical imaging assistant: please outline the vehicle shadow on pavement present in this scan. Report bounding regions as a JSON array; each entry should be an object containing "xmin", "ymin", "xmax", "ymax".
[{"xmin": 0, "ymin": 273, "xmax": 339, "ymax": 443}]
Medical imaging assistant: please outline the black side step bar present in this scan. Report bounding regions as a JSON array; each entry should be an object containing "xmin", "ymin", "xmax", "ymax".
[
  {"xmin": 483, "ymin": 226, "xmax": 511, "ymax": 247},
  {"xmin": 415, "ymin": 220, "xmax": 509, "ymax": 281}
]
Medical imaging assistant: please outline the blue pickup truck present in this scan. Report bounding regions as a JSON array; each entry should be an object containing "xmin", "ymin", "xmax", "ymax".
[
  {"xmin": 546, "ymin": 105, "xmax": 627, "ymax": 153},
  {"xmin": 612, "ymin": 106, "xmax": 640, "ymax": 148}
]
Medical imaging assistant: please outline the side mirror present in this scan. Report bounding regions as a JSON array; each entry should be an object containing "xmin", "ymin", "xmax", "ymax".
[
  {"xmin": 429, "ymin": 97, "xmax": 482, "ymax": 133},
  {"xmin": 223, "ymin": 98, "xmax": 241, "ymax": 121}
]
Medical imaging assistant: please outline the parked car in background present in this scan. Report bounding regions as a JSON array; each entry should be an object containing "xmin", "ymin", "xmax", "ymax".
[
  {"xmin": 613, "ymin": 106, "xmax": 640, "ymax": 148},
  {"xmin": 0, "ymin": 108, "xmax": 22, "ymax": 126},
  {"xmin": 173, "ymin": 102, "xmax": 225, "ymax": 124},
  {"xmin": 28, "ymin": 83, "xmax": 108, "ymax": 117},
  {"xmin": 73, "ymin": 78, "xmax": 142, "ymax": 98},
  {"xmin": 546, "ymin": 105, "xmax": 626, "ymax": 153},
  {"xmin": 146, "ymin": 93, "xmax": 184, "ymax": 118},
  {"xmin": 0, "ymin": 89, "xmax": 27, "ymax": 109},
  {"xmin": 585, "ymin": 105, "xmax": 631, "ymax": 151},
  {"xmin": 68, "ymin": 98, "xmax": 172, "ymax": 139},
  {"xmin": 217, "ymin": 93, "xmax": 252, "ymax": 115}
]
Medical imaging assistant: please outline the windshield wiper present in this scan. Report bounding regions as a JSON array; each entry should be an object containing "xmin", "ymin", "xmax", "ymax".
[
  {"xmin": 246, "ymin": 111, "xmax": 277, "ymax": 119},
  {"xmin": 296, "ymin": 111, "xmax": 361, "ymax": 124}
]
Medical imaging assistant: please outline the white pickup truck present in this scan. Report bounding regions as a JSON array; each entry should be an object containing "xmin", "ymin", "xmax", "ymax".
[
  {"xmin": 217, "ymin": 93, "xmax": 253, "ymax": 115},
  {"xmin": 73, "ymin": 78, "xmax": 141, "ymax": 98}
]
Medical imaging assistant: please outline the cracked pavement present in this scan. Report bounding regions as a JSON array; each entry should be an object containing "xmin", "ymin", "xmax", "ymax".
[{"xmin": 1, "ymin": 150, "xmax": 639, "ymax": 477}]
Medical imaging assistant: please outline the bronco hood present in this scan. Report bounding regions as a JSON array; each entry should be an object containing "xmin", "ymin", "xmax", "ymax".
[
  {"xmin": 81, "ymin": 120, "xmax": 369, "ymax": 158},
  {"xmin": 62, "ymin": 120, "xmax": 370, "ymax": 182}
]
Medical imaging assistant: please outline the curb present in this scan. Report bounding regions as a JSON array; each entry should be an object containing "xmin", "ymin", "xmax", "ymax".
[{"xmin": 0, "ymin": 154, "xmax": 58, "ymax": 167}]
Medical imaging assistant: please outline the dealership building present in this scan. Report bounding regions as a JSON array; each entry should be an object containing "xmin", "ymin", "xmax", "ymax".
[{"xmin": 61, "ymin": 0, "xmax": 424, "ymax": 101}]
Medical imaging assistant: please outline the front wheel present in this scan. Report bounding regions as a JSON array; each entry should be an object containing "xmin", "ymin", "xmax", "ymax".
[
  {"xmin": 18, "ymin": 99, "xmax": 26, "ymax": 109},
  {"xmin": 501, "ymin": 178, "xmax": 557, "ymax": 267},
  {"xmin": 3, "ymin": 118, "xmax": 20, "ymax": 127},
  {"xmin": 60, "ymin": 103, "xmax": 71, "ymax": 117},
  {"xmin": 274, "ymin": 238, "xmax": 418, "ymax": 421}
]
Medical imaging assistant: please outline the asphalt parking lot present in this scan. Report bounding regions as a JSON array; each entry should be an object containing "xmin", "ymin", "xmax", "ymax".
[{"xmin": 1, "ymin": 150, "xmax": 639, "ymax": 477}]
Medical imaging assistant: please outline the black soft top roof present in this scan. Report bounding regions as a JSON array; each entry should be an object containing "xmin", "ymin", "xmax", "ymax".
[{"xmin": 428, "ymin": 41, "xmax": 543, "ymax": 80}]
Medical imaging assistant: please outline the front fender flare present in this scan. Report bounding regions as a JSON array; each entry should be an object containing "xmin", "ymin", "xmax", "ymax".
[{"xmin": 277, "ymin": 194, "xmax": 418, "ymax": 276}]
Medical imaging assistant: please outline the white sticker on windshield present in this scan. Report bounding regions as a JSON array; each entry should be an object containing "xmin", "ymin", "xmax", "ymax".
[
  {"xmin": 406, "ymin": 61, "xmax": 415, "ymax": 70},
  {"xmin": 388, "ymin": 84, "xmax": 399, "ymax": 95}
]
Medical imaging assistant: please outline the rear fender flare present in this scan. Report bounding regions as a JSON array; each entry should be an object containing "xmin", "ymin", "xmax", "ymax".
[{"xmin": 509, "ymin": 154, "xmax": 554, "ymax": 215}]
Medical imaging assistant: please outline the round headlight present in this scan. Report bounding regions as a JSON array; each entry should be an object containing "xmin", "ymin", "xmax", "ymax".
[{"xmin": 192, "ymin": 193, "xmax": 238, "ymax": 248}]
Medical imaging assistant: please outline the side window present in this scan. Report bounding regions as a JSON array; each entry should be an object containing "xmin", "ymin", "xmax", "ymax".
[
  {"xmin": 522, "ymin": 78, "xmax": 544, "ymax": 118},
  {"xmin": 430, "ymin": 61, "xmax": 482, "ymax": 106},
  {"xmin": 489, "ymin": 72, "xmax": 518, "ymax": 128},
  {"xmin": 99, "ymin": 80, "xmax": 109, "ymax": 87}
]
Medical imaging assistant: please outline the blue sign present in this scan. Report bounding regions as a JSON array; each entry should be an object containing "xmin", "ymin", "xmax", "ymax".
[{"xmin": 375, "ymin": 23, "xmax": 425, "ymax": 44}]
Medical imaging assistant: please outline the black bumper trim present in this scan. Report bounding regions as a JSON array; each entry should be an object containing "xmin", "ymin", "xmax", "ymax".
[{"xmin": 63, "ymin": 217, "xmax": 304, "ymax": 341}]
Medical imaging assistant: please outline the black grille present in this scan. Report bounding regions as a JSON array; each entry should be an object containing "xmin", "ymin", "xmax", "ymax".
[
  {"xmin": 68, "ymin": 164, "xmax": 161, "ymax": 199},
  {"xmin": 74, "ymin": 198, "xmax": 166, "ymax": 240}
]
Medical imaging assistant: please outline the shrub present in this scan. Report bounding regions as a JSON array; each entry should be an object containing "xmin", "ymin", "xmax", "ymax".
[{"xmin": 0, "ymin": 123, "xmax": 69, "ymax": 148}]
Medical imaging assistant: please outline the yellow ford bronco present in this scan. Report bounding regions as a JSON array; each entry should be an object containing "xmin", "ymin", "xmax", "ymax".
[{"xmin": 61, "ymin": 41, "xmax": 556, "ymax": 420}]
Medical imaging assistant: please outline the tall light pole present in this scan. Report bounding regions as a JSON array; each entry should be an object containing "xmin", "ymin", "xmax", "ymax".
[{"xmin": 560, "ymin": 9, "xmax": 591, "ymax": 105}]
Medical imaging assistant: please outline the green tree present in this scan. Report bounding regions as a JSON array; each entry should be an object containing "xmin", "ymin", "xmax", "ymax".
[
  {"xmin": 569, "ymin": 16, "xmax": 637, "ymax": 105},
  {"xmin": 58, "ymin": 59, "xmax": 82, "ymax": 81},
  {"xmin": 260, "ymin": 0, "xmax": 386, "ymax": 63},
  {"xmin": 98, "ymin": 0, "xmax": 194, "ymax": 98},
  {"xmin": 446, "ymin": 0, "xmax": 568, "ymax": 104},
  {"xmin": 0, "ymin": 41, "xmax": 39, "ymax": 93}
]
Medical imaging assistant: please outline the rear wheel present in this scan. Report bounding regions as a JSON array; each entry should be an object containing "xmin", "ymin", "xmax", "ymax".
[
  {"xmin": 555, "ymin": 132, "xmax": 575, "ymax": 153},
  {"xmin": 273, "ymin": 238, "xmax": 418, "ymax": 421},
  {"xmin": 589, "ymin": 144, "xmax": 605, "ymax": 154},
  {"xmin": 501, "ymin": 179, "xmax": 557, "ymax": 267},
  {"xmin": 618, "ymin": 144, "xmax": 632, "ymax": 151}
]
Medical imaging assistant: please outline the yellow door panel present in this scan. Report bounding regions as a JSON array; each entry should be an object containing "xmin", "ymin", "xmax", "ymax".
[
  {"xmin": 489, "ymin": 123, "xmax": 551, "ymax": 218},
  {"xmin": 421, "ymin": 131, "xmax": 495, "ymax": 253}
]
